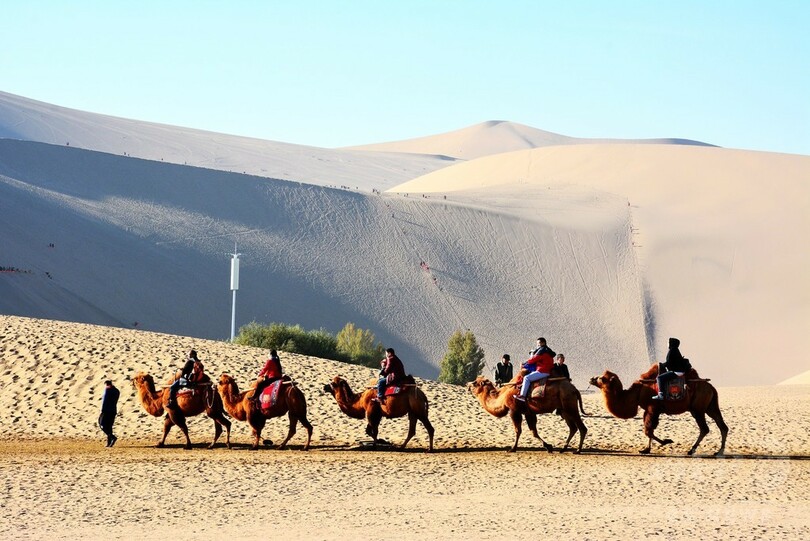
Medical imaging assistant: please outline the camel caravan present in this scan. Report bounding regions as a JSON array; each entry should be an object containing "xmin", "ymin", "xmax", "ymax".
[{"xmin": 132, "ymin": 338, "xmax": 728, "ymax": 456}]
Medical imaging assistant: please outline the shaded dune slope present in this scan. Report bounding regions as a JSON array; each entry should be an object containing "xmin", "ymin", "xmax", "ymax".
[{"xmin": 1, "ymin": 139, "xmax": 649, "ymax": 381}]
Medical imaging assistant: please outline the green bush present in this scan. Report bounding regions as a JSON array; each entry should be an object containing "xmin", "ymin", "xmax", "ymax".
[
  {"xmin": 336, "ymin": 323, "xmax": 385, "ymax": 369},
  {"xmin": 438, "ymin": 330, "xmax": 485, "ymax": 385},
  {"xmin": 235, "ymin": 321, "xmax": 383, "ymax": 367}
]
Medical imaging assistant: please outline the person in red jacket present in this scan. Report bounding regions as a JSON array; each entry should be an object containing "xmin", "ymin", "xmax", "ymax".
[
  {"xmin": 375, "ymin": 348, "xmax": 406, "ymax": 402},
  {"xmin": 515, "ymin": 337, "xmax": 556, "ymax": 401},
  {"xmin": 251, "ymin": 350, "xmax": 283, "ymax": 403}
]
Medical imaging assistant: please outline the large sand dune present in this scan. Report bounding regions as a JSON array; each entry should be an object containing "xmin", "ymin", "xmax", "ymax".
[
  {"xmin": 392, "ymin": 144, "xmax": 810, "ymax": 384},
  {"xmin": 0, "ymin": 138, "xmax": 650, "ymax": 382},
  {"xmin": 2, "ymin": 91, "xmax": 808, "ymax": 385}
]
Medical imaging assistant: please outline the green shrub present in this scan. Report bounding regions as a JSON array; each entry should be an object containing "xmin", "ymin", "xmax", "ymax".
[
  {"xmin": 235, "ymin": 321, "xmax": 383, "ymax": 367},
  {"xmin": 438, "ymin": 330, "xmax": 485, "ymax": 385},
  {"xmin": 336, "ymin": 323, "xmax": 385, "ymax": 369}
]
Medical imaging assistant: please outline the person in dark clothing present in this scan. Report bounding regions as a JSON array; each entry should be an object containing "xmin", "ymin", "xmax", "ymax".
[
  {"xmin": 375, "ymin": 348, "xmax": 406, "ymax": 402},
  {"xmin": 251, "ymin": 350, "xmax": 283, "ymax": 404},
  {"xmin": 553, "ymin": 354, "xmax": 570, "ymax": 380},
  {"xmin": 653, "ymin": 337, "xmax": 692, "ymax": 400},
  {"xmin": 99, "ymin": 380, "xmax": 120, "ymax": 447},
  {"xmin": 494, "ymin": 354, "xmax": 514, "ymax": 387},
  {"xmin": 168, "ymin": 349, "xmax": 205, "ymax": 408}
]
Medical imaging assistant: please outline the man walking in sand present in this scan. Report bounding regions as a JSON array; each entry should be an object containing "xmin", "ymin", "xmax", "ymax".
[{"xmin": 99, "ymin": 380, "xmax": 119, "ymax": 447}]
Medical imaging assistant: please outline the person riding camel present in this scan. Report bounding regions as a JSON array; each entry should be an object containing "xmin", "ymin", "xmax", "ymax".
[
  {"xmin": 375, "ymin": 348, "xmax": 406, "ymax": 403},
  {"xmin": 515, "ymin": 337, "xmax": 556, "ymax": 402},
  {"xmin": 251, "ymin": 349, "xmax": 283, "ymax": 404},
  {"xmin": 653, "ymin": 337, "xmax": 692, "ymax": 400},
  {"xmin": 167, "ymin": 349, "xmax": 205, "ymax": 408}
]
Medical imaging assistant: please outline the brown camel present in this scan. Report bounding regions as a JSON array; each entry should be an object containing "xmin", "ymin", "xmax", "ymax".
[
  {"xmin": 589, "ymin": 366, "xmax": 728, "ymax": 455},
  {"xmin": 132, "ymin": 372, "xmax": 231, "ymax": 450},
  {"xmin": 217, "ymin": 374, "xmax": 313, "ymax": 451},
  {"xmin": 323, "ymin": 375, "xmax": 434, "ymax": 451},
  {"xmin": 469, "ymin": 376, "xmax": 587, "ymax": 453}
]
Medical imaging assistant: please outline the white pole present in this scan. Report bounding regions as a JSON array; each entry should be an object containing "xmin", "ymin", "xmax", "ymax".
[
  {"xmin": 231, "ymin": 289, "xmax": 237, "ymax": 341},
  {"xmin": 230, "ymin": 242, "xmax": 241, "ymax": 341}
]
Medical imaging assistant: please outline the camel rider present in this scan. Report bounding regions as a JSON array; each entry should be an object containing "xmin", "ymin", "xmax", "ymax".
[
  {"xmin": 251, "ymin": 349, "xmax": 283, "ymax": 404},
  {"xmin": 167, "ymin": 349, "xmax": 205, "ymax": 408},
  {"xmin": 653, "ymin": 337, "xmax": 692, "ymax": 400},
  {"xmin": 375, "ymin": 348, "xmax": 405, "ymax": 403},
  {"xmin": 515, "ymin": 337, "xmax": 556, "ymax": 402}
]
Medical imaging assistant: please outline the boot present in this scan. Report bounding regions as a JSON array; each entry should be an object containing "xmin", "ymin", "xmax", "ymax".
[{"xmin": 652, "ymin": 392, "xmax": 664, "ymax": 400}]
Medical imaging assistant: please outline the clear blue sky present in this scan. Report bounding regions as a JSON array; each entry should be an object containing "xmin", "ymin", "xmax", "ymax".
[{"xmin": 2, "ymin": 1, "xmax": 808, "ymax": 154}]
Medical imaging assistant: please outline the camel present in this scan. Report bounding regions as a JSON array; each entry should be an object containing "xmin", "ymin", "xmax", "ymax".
[
  {"xmin": 468, "ymin": 376, "xmax": 587, "ymax": 453},
  {"xmin": 323, "ymin": 375, "xmax": 434, "ymax": 451},
  {"xmin": 132, "ymin": 372, "xmax": 231, "ymax": 450},
  {"xmin": 217, "ymin": 374, "xmax": 313, "ymax": 451},
  {"xmin": 589, "ymin": 366, "xmax": 728, "ymax": 456}
]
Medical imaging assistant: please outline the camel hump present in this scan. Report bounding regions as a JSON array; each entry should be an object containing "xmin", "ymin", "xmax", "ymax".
[{"xmin": 403, "ymin": 374, "xmax": 416, "ymax": 385}]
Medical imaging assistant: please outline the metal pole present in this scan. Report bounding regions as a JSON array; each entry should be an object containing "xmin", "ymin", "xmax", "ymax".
[
  {"xmin": 231, "ymin": 289, "xmax": 237, "ymax": 341},
  {"xmin": 229, "ymin": 242, "xmax": 240, "ymax": 341}
]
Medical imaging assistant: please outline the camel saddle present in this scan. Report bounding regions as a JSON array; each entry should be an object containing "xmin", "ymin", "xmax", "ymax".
[
  {"xmin": 258, "ymin": 380, "xmax": 283, "ymax": 411},
  {"xmin": 529, "ymin": 378, "xmax": 548, "ymax": 399},
  {"xmin": 656, "ymin": 375, "xmax": 687, "ymax": 401}
]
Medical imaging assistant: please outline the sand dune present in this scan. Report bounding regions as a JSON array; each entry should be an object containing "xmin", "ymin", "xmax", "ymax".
[
  {"xmin": 0, "ymin": 90, "xmax": 455, "ymax": 192},
  {"xmin": 347, "ymin": 119, "xmax": 714, "ymax": 159},
  {"xmin": 1, "ymin": 315, "xmax": 808, "ymax": 540},
  {"xmin": 391, "ymin": 144, "xmax": 810, "ymax": 384},
  {"xmin": 0, "ymin": 138, "xmax": 651, "ymax": 383},
  {"xmin": 2, "ymin": 92, "xmax": 808, "ymax": 388}
]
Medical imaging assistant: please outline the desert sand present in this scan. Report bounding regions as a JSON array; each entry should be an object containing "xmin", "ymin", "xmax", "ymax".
[{"xmin": 1, "ymin": 315, "xmax": 808, "ymax": 540}]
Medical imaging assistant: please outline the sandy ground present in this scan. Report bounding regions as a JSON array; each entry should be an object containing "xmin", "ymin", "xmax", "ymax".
[{"xmin": 1, "ymin": 315, "xmax": 808, "ymax": 540}]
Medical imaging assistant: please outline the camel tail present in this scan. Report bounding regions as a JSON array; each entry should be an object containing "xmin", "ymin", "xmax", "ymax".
[{"xmin": 574, "ymin": 387, "xmax": 587, "ymax": 416}]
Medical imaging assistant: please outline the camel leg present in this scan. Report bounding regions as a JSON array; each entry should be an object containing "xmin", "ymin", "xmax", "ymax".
[
  {"xmin": 172, "ymin": 414, "xmax": 192, "ymax": 450},
  {"xmin": 366, "ymin": 406, "xmax": 382, "ymax": 448},
  {"xmin": 687, "ymin": 411, "xmax": 711, "ymax": 456},
  {"xmin": 400, "ymin": 412, "xmax": 418, "ymax": 450},
  {"xmin": 524, "ymin": 411, "xmax": 553, "ymax": 453},
  {"xmin": 278, "ymin": 411, "xmax": 299, "ymax": 450},
  {"xmin": 206, "ymin": 412, "xmax": 232, "ymax": 450},
  {"xmin": 560, "ymin": 414, "xmax": 577, "ymax": 453},
  {"xmin": 250, "ymin": 416, "xmax": 267, "ymax": 451},
  {"xmin": 641, "ymin": 409, "xmax": 673, "ymax": 454},
  {"xmin": 573, "ymin": 415, "xmax": 588, "ymax": 454},
  {"xmin": 508, "ymin": 409, "xmax": 523, "ymax": 453},
  {"xmin": 421, "ymin": 415, "xmax": 435, "ymax": 453},
  {"xmin": 298, "ymin": 415, "xmax": 313, "ymax": 451},
  {"xmin": 157, "ymin": 414, "xmax": 174, "ymax": 448},
  {"xmin": 707, "ymin": 395, "xmax": 729, "ymax": 457}
]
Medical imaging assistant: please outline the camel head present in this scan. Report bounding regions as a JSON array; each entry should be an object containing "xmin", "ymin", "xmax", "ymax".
[
  {"xmin": 323, "ymin": 375, "xmax": 349, "ymax": 397},
  {"xmin": 467, "ymin": 376, "xmax": 496, "ymax": 397},
  {"xmin": 218, "ymin": 373, "xmax": 236, "ymax": 387},
  {"xmin": 589, "ymin": 371, "xmax": 623, "ymax": 392},
  {"xmin": 132, "ymin": 372, "xmax": 155, "ymax": 389}
]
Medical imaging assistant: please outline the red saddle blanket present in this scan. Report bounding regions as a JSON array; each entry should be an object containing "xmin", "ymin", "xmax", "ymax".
[
  {"xmin": 259, "ymin": 380, "xmax": 283, "ymax": 410},
  {"xmin": 382, "ymin": 385, "xmax": 404, "ymax": 397},
  {"xmin": 655, "ymin": 376, "xmax": 687, "ymax": 401}
]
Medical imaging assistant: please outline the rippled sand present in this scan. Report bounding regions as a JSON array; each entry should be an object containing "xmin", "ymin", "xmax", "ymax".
[{"xmin": 2, "ymin": 315, "xmax": 808, "ymax": 540}]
